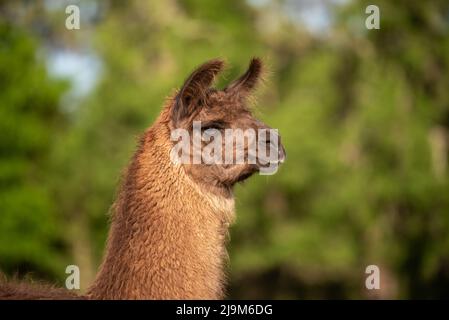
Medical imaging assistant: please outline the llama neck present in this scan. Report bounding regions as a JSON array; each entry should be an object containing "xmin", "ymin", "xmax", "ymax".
[{"xmin": 88, "ymin": 125, "xmax": 235, "ymax": 299}]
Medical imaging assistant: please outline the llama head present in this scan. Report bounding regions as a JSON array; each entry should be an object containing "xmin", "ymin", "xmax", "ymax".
[{"xmin": 169, "ymin": 58, "xmax": 286, "ymax": 195}]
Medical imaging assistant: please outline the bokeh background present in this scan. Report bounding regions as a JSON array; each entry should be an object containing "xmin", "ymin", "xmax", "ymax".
[{"xmin": 1, "ymin": 0, "xmax": 449, "ymax": 299}]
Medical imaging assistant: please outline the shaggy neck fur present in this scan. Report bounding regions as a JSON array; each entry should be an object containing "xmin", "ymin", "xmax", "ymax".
[{"xmin": 87, "ymin": 102, "xmax": 235, "ymax": 299}]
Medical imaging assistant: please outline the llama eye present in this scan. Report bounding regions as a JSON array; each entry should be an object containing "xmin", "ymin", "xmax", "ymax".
[
  {"xmin": 202, "ymin": 125, "xmax": 218, "ymax": 131},
  {"xmin": 201, "ymin": 121, "xmax": 225, "ymax": 131}
]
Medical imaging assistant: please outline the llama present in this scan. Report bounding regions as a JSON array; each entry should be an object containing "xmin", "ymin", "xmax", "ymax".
[{"xmin": 0, "ymin": 58, "xmax": 285, "ymax": 300}]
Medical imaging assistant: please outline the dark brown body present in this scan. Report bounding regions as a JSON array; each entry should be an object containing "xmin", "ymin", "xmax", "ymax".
[{"xmin": 0, "ymin": 277, "xmax": 81, "ymax": 300}]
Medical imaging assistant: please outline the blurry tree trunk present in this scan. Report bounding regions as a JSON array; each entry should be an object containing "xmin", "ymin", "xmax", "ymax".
[
  {"xmin": 428, "ymin": 127, "xmax": 448, "ymax": 181},
  {"xmin": 67, "ymin": 215, "xmax": 95, "ymax": 292}
]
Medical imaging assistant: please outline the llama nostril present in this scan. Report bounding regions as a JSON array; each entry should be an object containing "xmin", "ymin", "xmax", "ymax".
[
  {"xmin": 275, "ymin": 133, "xmax": 286, "ymax": 164},
  {"xmin": 265, "ymin": 139, "xmax": 286, "ymax": 164},
  {"xmin": 278, "ymin": 144, "xmax": 286, "ymax": 163}
]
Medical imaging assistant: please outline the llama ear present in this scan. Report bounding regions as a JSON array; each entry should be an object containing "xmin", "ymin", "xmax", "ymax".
[
  {"xmin": 173, "ymin": 59, "xmax": 225, "ymax": 124},
  {"xmin": 225, "ymin": 58, "xmax": 263, "ymax": 97}
]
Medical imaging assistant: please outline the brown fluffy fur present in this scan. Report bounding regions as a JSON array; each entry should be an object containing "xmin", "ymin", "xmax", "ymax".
[
  {"xmin": 0, "ymin": 58, "xmax": 285, "ymax": 300},
  {"xmin": 87, "ymin": 102, "xmax": 236, "ymax": 299},
  {"xmin": 0, "ymin": 275, "xmax": 81, "ymax": 300}
]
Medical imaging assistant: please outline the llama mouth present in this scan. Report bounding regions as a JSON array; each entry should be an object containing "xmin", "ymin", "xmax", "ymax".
[{"xmin": 236, "ymin": 171, "xmax": 255, "ymax": 183}]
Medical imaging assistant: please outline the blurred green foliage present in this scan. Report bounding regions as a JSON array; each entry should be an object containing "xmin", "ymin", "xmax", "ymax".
[
  {"xmin": 1, "ymin": 0, "xmax": 449, "ymax": 298},
  {"xmin": 0, "ymin": 21, "xmax": 68, "ymax": 280}
]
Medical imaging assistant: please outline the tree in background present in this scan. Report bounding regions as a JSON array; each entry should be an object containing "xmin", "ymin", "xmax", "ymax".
[
  {"xmin": 0, "ymin": 20, "xmax": 68, "ymax": 282},
  {"xmin": 230, "ymin": 0, "xmax": 449, "ymax": 298}
]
